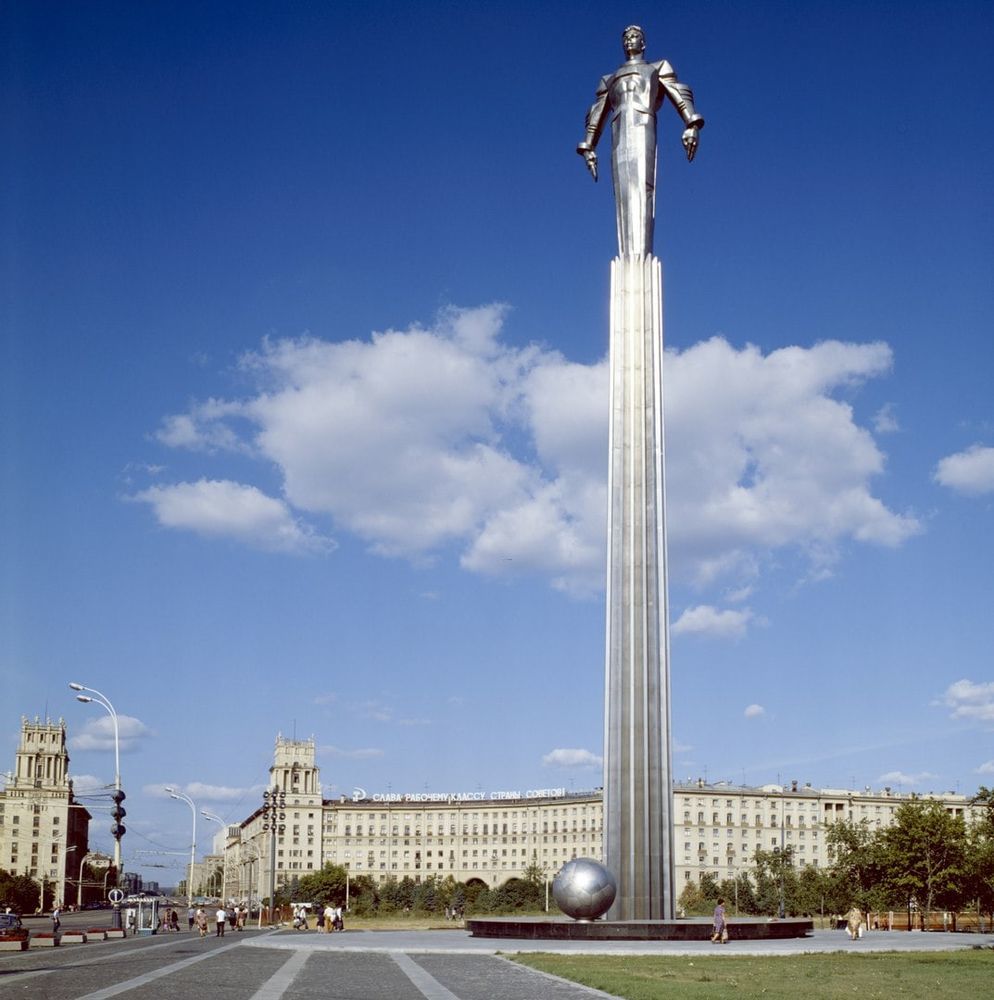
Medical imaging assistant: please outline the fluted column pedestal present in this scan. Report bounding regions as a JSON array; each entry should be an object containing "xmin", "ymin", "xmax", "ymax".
[{"xmin": 603, "ymin": 254, "xmax": 673, "ymax": 921}]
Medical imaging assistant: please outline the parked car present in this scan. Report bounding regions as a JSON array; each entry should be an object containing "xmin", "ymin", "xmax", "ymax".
[{"xmin": 0, "ymin": 912, "xmax": 25, "ymax": 933}]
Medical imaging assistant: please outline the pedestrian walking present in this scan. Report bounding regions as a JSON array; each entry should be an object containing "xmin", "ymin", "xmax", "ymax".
[
  {"xmin": 215, "ymin": 905, "xmax": 227, "ymax": 937},
  {"xmin": 711, "ymin": 897, "xmax": 728, "ymax": 943},
  {"xmin": 187, "ymin": 906, "xmax": 195, "ymax": 931}
]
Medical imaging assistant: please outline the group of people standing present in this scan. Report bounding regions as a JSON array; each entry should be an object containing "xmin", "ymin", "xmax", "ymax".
[
  {"xmin": 205, "ymin": 905, "xmax": 247, "ymax": 936},
  {"xmin": 158, "ymin": 904, "xmax": 249, "ymax": 936},
  {"xmin": 290, "ymin": 903, "xmax": 344, "ymax": 931},
  {"xmin": 317, "ymin": 904, "xmax": 344, "ymax": 932}
]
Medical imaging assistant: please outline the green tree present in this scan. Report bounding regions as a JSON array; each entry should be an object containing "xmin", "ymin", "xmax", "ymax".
[
  {"xmin": 521, "ymin": 860, "xmax": 546, "ymax": 891},
  {"xmin": 412, "ymin": 875, "xmax": 440, "ymax": 913},
  {"xmin": 295, "ymin": 863, "xmax": 348, "ymax": 907},
  {"xmin": 795, "ymin": 864, "xmax": 831, "ymax": 917},
  {"xmin": 966, "ymin": 787, "xmax": 994, "ymax": 926},
  {"xmin": 878, "ymin": 798, "xmax": 968, "ymax": 923},
  {"xmin": 697, "ymin": 871, "xmax": 721, "ymax": 904},
  {"xmin": 971, "ymin": 786, "xmax": 994, "ymax": 837},
  {"xmin": 752, "ymin": 847, "xmax": 800, "ymax": 915},
  {"xmin": 0, "ymin": 869, "xmax": 40, "ymax": 914},
  {"xmin": 677, "ymin": 878, "xmax": 706, "ymax": 915},
  {"xmin": 825, "ymin": 818, "xmax": 886, "ymax": 912},
  {"xmin": 349, "ymin": 873, "xmax": 378, "ymax": 912},
  {"xmin": 719, "ymin": 873, "xmax": 759, "ymax": 915},
  {"xmin": 377, "ymin": 875, "xmax": 411, "ymax": 913}
]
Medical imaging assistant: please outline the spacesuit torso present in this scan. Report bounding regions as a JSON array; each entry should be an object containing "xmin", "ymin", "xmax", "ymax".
[{"xmin": 605, "ymin": 58, "xmax": 667, "ymax": 119}]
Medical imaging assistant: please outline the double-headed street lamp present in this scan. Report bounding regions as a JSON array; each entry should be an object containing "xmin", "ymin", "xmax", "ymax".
[
  {"xmin": 69, "ymin": 682, "xmax": 125, "ymax": 929},
  {"xmin": 240, "ymin": 841, "xmax": 263, "ymax": 928},
  {"xmin": 42, "ymin": 841, "xmax": 76, "ymax": 912},
  {"xmin": 202, "ymin": 810, "xmax": 229, "ymax": 904},
  {"xmin": 165, "ymin": 787, "xmax": 197, "ymax": 908},
  {"xmin": 77, "ymin": 851, "xmax": 97, "ymax": 910}
]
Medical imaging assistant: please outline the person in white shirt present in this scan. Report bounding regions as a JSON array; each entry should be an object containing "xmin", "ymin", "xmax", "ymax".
[{"xmin": 215, "ymin": 906, "xmax": 227, "ymax": 937}]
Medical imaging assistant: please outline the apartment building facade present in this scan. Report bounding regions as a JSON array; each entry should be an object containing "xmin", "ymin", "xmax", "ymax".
[{"xmin": 221, "ymin": 736, "xmax": 978, "ymax": 903}]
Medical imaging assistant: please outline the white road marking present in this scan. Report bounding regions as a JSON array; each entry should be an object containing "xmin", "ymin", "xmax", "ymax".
[
  {"xmin": 0, "ymin": 934, "xmax": 264, "ymax": 989},
  {"xmin": 247, "ymin": 949, "xmax": 310, "ymax": 1000},
  {"xmin": 73, "ymin": 939, "xmax": 246, "ymax": 999},
  {"xmin": 390, "ymin": 951, "xmax": 462, "ymax": 1000}
]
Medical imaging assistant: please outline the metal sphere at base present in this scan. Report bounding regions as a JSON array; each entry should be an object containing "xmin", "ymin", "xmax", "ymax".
[{"xmin": 552, "ymin": 858, "xmax": 617, "ymax": 920}]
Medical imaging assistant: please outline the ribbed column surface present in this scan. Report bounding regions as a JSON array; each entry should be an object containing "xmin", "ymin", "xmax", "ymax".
[{"xmin": 603, "ymin": 254, "xmax": 673, "ymax": 920}]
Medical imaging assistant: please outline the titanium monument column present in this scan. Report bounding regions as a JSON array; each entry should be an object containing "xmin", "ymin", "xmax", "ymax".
[{"xmin": 577, "ymin": 24, "xmax": 704, "ymax": 921}]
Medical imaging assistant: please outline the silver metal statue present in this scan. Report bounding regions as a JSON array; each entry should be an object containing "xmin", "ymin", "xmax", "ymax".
[{"xmin": 577, "ymin": 25, "xmax": 704, "ymax": 257}]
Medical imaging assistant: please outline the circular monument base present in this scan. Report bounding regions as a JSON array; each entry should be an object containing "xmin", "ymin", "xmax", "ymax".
[{"xmin": 467, "ymin": 916, "xmax": 814, "ymax": 941}]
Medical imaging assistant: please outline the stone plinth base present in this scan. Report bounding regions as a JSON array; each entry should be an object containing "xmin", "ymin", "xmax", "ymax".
[
  {"xmin": 60, "ymin": 932, "xmax": 87, "ymax": 944},
  {"xmin": 0, "ymin": 938, "xmax": 29, "ymax": 951},
  {"xmin": 106, "ymin": 928, "xmax": 126, "ymax": 939},
  {"xmin": 86, "ymin": 928, "xmax": 108, "ymax": 940},
  {"xmin": 31, "ymin": 934, "xmax": 59, "ymax": 947},
  {"xmin": 467, "ymin": 917, "xmax": 813, "ymax": 941}
]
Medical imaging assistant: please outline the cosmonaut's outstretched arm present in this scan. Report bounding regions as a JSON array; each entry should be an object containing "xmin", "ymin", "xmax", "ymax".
[
  {"xmin": 658, "ymin": 60, "xmax": 704, "ymax": 162},
  {"xmin": 577, "ymin": 74, "xmax": 612, "ymax": 180}
]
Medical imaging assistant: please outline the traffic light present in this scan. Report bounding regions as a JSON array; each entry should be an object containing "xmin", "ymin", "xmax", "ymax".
[{"xmin": 110, "ymin": 788, "xmax": 127, "ymax": 840}]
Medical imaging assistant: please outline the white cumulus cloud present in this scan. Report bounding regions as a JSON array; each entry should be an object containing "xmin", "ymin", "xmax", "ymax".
[
  {"xmin": 975, "ymin": 761, "xmax": 994, "ymax": 775},
  {"xmin": 133, "ymin": 479, "xmax": 334, "ymax": 555},
  {"xmin": 673, "ymin": 605, "xmax": 753, "ymax": 639},
  {"xmin": 744, "ymin": 704, "xmax": 766, "ymax": 719},
  {"xmin": 143, "ymin": 308, "xmax": 920, "ymax": 594},
  {"xmin": 939, "ymin": 679, "xmax": 994, "ymax": 723},
  {"xmin": 877, "ymin": 770, "xmax": 938, "ymax": 787},
  {"xmin": 145, "ymin": 781, "xmax": 261, "ymax": 801},
  {"xmin": 543, "ymin": 748, "xmax": 603, "ymax": 769},
  {"xmin": 183, "ymin": 782, "xmax": 253, "ymax": 802},
  {"xmin": 873, "ymin": 403, "xmax": 899, "ymax": 434},
  {"xmin": 934, "ymin": 444, "xmax": 994, "ymax": 496},
  {"xmin": 69, "ymin": 715, "xmax": 152, "ymax": 753}
]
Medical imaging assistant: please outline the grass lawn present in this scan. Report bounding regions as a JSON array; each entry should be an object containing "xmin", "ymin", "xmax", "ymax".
[{"xmin": 511, "ymin": 950, "xmax": 994, "ymax": 999}]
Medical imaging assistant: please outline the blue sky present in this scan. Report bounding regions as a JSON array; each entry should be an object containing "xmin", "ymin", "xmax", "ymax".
[{"xmin": 2, "ymin": 1, "xmax": 992, "ymax": 883}]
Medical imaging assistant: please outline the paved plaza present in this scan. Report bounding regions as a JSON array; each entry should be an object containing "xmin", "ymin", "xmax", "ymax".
[{"xmin": 0, "ymin": 926, "xmax": 990, "ymax": 999}]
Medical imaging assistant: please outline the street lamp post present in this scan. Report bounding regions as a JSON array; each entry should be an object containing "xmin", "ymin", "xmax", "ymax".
[
  {"xmin": 240, "ymin": 842, "xmax": 263, "ymax": 928},
  {"xmin": 69, "ymin": 682, "xmax": 125, "ymax": 930},
  {"xmin": 202, "ymin": 811, "xmax": 229, "ymax": 905},
  {"xmin": 40, "ymin": 834, "xmax": 76, "ymax": 910},
  {"xmin": 77, "ymin": 852, "xmax": 96, "ymax": 910},
  {"xmin": 165, "ymin": 787, "xmax": 197, "ymax": 909}
]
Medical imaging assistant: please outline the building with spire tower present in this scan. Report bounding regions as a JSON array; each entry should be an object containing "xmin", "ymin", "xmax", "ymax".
[{"xmin": 0, "ymin": 717, "xmax": 90, "ymax": 909}]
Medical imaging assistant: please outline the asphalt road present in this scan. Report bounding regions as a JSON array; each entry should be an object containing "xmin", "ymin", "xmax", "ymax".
[{"xmin": 0, "ymin": 929, "xmax": 611, "ymax": 1000}]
